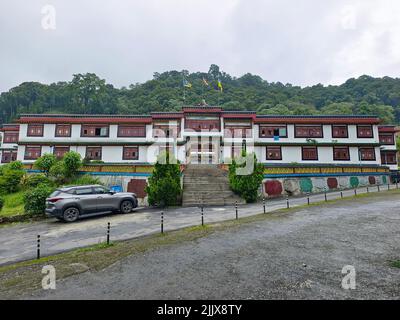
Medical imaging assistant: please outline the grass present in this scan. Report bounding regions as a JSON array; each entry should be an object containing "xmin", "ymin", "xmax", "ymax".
[
  {"xmin": 0, "ymin": 191, "xmax": 25, "ymax": 217},
  {"xmin": 390, "ymin": 260, "xmax": 400, "ymax": 268}
]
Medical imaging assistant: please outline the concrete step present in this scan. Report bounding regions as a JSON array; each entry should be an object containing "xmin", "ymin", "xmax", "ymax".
[{"xmin": 182, "ymin": 164, "xmax": 244, "ymax": 207}]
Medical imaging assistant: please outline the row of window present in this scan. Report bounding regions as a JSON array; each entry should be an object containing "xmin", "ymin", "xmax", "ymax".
[
  {"xmin": 262, "ymin": 146, "xmax": 378, "ymax": 161},
  {"xmin": 259, "ymin": 125, "xmax": 377, "ymax": 139},
  {"xmin": 22, "ymin": 123, "xmax": 395, "ymax": 144},
  {"xmin": 23, "ymin": 146, "xmax": 139, "ymax": 161},
  {"xmin": 265, "ymin": 146, "xmax": 373, "ymax": 161}
]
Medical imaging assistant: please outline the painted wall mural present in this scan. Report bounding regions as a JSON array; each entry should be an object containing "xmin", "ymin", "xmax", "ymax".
[
  {"xmin": 350, "ymin": 177, "xmax": 359, "ymax": 188},
  {"xmin": 299, "ymin": 178, "xmax": 313, "ymax": 193},
  {"xmin": 265, "ymin": 180, "xmax": 283, "ymax": 196},
  {"xmin": 263, "ymin": 174, "xmax": 390, "ymax": 198},
  {"xmin": 327, "ymin": 178, "xmax": 338, "ymax": 189}
]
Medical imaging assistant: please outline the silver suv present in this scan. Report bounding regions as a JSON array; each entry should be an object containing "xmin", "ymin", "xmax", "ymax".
[{"xmin": 45, "ymin": 185, "xmax": 138, "ymax": 222}]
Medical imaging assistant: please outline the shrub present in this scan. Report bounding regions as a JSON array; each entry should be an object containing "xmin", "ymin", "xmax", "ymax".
[
  {"xmin": 63, "ymin": 151, "xmax": 82, "ymax": 178},
  {"xmin": 24, "ymin": 184, "xmax": 55, "ymax": 215},
  {"xmin": 0, "ymin": 168, "xmax": 25, "ymax": 194},
  {"xmin": 7, "ymin": 161, "xmax": 24, "ymax": 171},
  {"xmin": 67, "ymin": 174, "xmax": 103, "ymax": 186},
  {"xmin": 23, "ymin": 174, "xmax": 53, "ymax": 189},
  {"xmin": 146, "ymin": 152, "xmax": 181, "ymax": 207},
  {"xmin": 49, "ymin": 161, "xmax": 67, "ymax": 184},
  {"xmin": 228, "ymin": 152, "xmax": 264, "ymax": 203},
  {"xmin": 34, "ymin": 153, "xmax": 57, "ymax": 175},
  {"xmin": 0, "ymin": 196, "xmax": 4, "ymax": 212}
]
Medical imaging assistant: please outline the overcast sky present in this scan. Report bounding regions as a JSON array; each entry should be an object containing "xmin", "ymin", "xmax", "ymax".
[{"xmin": 1, "ymin": 0, "xmax": 400, "ymax": 93}]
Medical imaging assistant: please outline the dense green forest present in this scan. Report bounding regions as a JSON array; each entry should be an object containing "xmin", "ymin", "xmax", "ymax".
[{"xmin": 1, "ymin": 64, "xmax": 400, "ymax": 124}]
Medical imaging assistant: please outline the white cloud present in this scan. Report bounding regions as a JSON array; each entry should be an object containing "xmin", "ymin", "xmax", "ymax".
[{"xmin": 0, "ymin": 0, "xmax": 400, "ymax": 92}]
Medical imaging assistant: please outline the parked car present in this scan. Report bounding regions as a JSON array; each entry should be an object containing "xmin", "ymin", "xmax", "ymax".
[{"xmin": 45, "ymin": 185, "xmax": 138, "ymax": 222}]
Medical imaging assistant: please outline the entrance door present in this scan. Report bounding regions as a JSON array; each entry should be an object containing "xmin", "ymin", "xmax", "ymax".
[{"xmin": 186, "ymin": 137, "xmax": 219, "ymax": 164}]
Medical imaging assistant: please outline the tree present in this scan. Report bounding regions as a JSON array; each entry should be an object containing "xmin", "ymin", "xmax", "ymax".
[
  {"xmin": 146, "ymin": 152, "xmax": 182, "ymax": 207},
  {"xmin": 228, "ymin": 152, "xmax": 264, "ymax": 203},
  {"xmin": 34, "ymin": 153, "xmax": 57, "ymax": 176},
  {"xmin": 62, "ymin": 151, "xmax": 82, "ymax": 178}
]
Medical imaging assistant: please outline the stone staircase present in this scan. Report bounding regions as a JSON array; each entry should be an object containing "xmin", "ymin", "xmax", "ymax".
[{"xmin": 182, "ymin": 164, "xmax": 245, "ymax": 207}]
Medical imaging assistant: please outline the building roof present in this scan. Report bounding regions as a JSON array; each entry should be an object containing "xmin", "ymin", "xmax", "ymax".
[
  {"xmin": 0, "ymin": 124, "xmax": 20, "ymax": 132},
  {"xmin": 255, "ymin": 115, "xmax": 380, "ymax": 124},
  {"xmin": 18, "ymin": 114, "xmax": 152, "ymax": 124},
  {"xmin": 16, "ymin": 108, "xmax": 381, "ymax": 125}
]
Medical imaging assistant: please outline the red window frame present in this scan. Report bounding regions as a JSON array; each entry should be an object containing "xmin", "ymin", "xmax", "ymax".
[
  {"xmin": 381, "ymin": 151, "xmax": 397, "ymax": 165},
  {"xmin": 379, "ymin": 133, "xmax": 395, "ymax": 145},
  {"xmin": 118, "ymin": 125, "xmax": 146, "ymax": 137},
  {"xmin": 27, "ymin": 124, "xmax": 44, "ymax": 137},
  {"xmin": 152, "ymin": 125, "xmax": 180, "ymax": 138},
  {"xmin": 266, "ymin": 146, "xmax": 282, "ymax": 160},
  {"xmin": 259, "ymin": 125, "xmax": 287, "ymax": 138},
  {"xmin": 85, "ymin": 147, "xmax": 102, "ymax": 160},
  {"xmin": 53, "ymin": 146, "xmax": 70, "ymax": 159},
  {"xmin": 302, "ymin": 146, "xmax": 318, "ymax": 161},
  {"xmin": 81, "ymin": 125, "xmax": 109, "ymax": 137},
  {"xmin": 3, "ymin": 132, "xmax": 19, "ymax": 143},
  {"xmin": 332, "ymin": 125, "xmax": 348, "ymax": 138},
  {"xmin": 295, "ymin": 125, "xmax": 323, "ymax": 138},
  {"xmin": 333, "ymin": 146, "xmax": 350, "ymax": 161},
  {"xmin": 122, "ymin": 146, "xmax": 139, "ymax": 160},
  {"xmin": 1, "ymin": 151, "xmax": 17, "ymax": 163},
  {"xmin": 55, "ymin": 124, "xmax": 71, "ymax": 137},
  {"xmin": 359, "ymin": 147, "xmax": 376, "ymax": 161},
  {"xmin": 185, "ymin": 119, "xmax": 221, "ymax": 132},
  {"xmin": 357, "ymin": 125, "xmax": 373, "ymax": 138},
  {"xmin": 24, "ymin": 146, "xmax": 42, "ymax": 160}
]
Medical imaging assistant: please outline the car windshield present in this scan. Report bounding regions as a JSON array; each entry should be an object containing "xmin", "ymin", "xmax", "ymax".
[{"xmin": 49, "ymin": 190, "xmax": 61, "ymax": 197}]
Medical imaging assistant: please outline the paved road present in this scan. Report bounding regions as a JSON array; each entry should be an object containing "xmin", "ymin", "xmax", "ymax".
[
  {"xmin": 26, "ymin": 189, "xmax": 400, "ymax": 300},
  {"xmin": 0, "ymin": 184, "xmax": 396, "ymax": 266}
]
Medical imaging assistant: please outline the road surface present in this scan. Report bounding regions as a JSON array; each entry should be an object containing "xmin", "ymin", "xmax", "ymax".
[{"xmin": 0, "ymin": 184, "xmax": 396, "ymax": 266}]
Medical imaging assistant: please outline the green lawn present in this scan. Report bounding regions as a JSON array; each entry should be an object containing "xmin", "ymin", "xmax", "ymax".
[{"xmin": 0, "ymin": 191, "xmax": 25, "ymax": 217}]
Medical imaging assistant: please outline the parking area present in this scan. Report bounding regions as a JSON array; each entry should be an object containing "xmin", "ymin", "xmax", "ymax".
[{"xmin": 0, "ymin": 184, "xmax": 398, "ymax": 266}]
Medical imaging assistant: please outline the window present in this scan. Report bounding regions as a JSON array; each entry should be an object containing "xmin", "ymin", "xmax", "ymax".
[
  {"xmin": 185, "ymin": 119, "xmax": 220, "ymax": 132},
  {"xmin": 55, "ymin": 124, "xmax": 71, "ymax": 137},
  {"xmin": 259, "ymin": 125, "xmax": 287, "ymax": 138},
  {"xmin": 1, "ymin": 151, "xmax": 17, "ymax": 163},
  {"xmin": 381, "ymin": 151, "xmax": 397, "ymax": 165},
  {"xmin": 266, "ymin": 146, "xmax": 282, "ymax": 160},
  {"xmin": 85, "ymin": 147, "xmax": 102, "ymax": 160},
  {"xmin": 379, "ymin": 133, "xmax": 395, "ymax": 145},
  {"xmin": 302, "ymin": 146, "xmax": 318, "ymax": 160},
  {"xmin": 81, "ymin": 125, "xmax": 109, "ymax": 137},
  {"xmin": 332, "ymin": 125, "xmax": 348, "ymax": 138},
  {"xmin": 224, "ymin": 122, "xmax": 252, "ymax": 138},
  {"xmin": 122, "ymin": 147, "xmax": 139, "ymax": 160},
  {"xmin": 3, "ymin": 132, "xmax": 19, "ymax": 143},
  {"xmin": 357, "ymin": 125, "xmax": 373, "ymax": 138},
  {"xmin": 295, "ymin": 125, "xmax": 323, "ymax": 138},
  {"xmin": 359, "ymin": 148, "xmax": 376, "ymax": 161},
  {"xmin": 24, "ymin": 146, "xmax": 41, "ymax": 160},
  {"xmin": 118, "ymin": 125, "xmax": 146, "ymax": 137},
  {"xmin": 75, "ymin": 188, "xmax": 93, "ymax": 195},
  {"xmin": 333, "ymin": 147, "xmax": 350, "ymax": 161},
  {"xmin": 53, "ymin": 146, "xmax": 70, "ymax": 159},
  {"xmin": 153, "ymin": 124, "xmax": 180, "ymax": 138},
  {"xmin": 27, "ymin": 124, "xmax": 44, "ymax": 137},
  {"xmin": 93, "ymin": 186, "xmax": 109, "ymax": 194}
]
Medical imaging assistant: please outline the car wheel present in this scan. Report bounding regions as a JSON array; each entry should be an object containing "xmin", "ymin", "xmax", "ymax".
[
  {"xmin": 120, "ymin": 200, "xmax": 134, "ymax": 214},
  {"xmin": 63, "ymin": 207, "xmax": 80, "ymax": 222}
]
